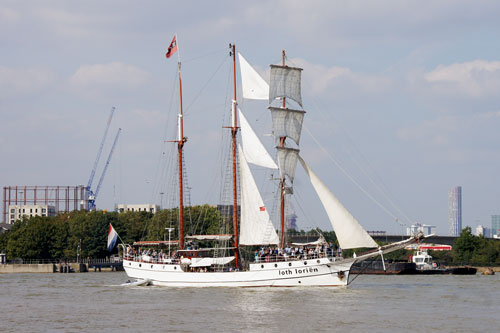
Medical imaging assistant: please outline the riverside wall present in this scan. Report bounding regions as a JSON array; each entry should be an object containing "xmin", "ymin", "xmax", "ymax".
[{"xmin": 0, "ymin": 264, "xmax": 55, "ymax": 273}]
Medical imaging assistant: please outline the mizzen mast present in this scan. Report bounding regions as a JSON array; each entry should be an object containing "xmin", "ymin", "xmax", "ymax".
[
  {"xmin": 177, "ymin": 59, "xmax": 186, "ymax": 250},
  {"xmin": 166, "ymin": 35, "xmax": 185, "ymax": 249}
]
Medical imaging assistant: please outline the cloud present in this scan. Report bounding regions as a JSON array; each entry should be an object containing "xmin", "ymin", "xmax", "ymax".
[
  {"xmin": 423, "ymin": 60, "xmax": 500, "ymax": 97},
  {"xmin": 70, "ymin": 62, "xmax": 151, "ymax": 98},
  {"xmin": 397, "ymin": 111, "xmax": 500, "ymax": 148},
  {"xmin": 0, "ymin": 6, "xmax": 19, "ymax": 22},
  {"xmin": 288, "ymin": 58, "xmax": 392, "ymax": 96},
  {"xmin": 0, "ymin": 66, "xmax": 56, "ymax": 100}
]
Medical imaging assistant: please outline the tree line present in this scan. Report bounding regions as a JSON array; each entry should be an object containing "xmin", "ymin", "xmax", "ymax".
[
  {"xmin": 0, "ymin": 205, "xmax": 224, "ymax": 260},
  {"xmin": 0, "ymin": 208, "xmax": 499, "ymax": 265}
]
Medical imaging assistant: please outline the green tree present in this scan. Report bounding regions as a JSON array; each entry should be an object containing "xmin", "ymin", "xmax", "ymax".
[{"xmin": 453, "ymin": 227, "xmax": 480, "ymax": 264}]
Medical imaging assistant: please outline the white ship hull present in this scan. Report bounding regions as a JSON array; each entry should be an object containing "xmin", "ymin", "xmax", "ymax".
[{"xmin": 123, "ymin": 257, "xmax": 354, "ymax": 287}]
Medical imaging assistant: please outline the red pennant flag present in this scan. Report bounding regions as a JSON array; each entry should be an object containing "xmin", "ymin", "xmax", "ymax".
[
  {"xmin": 166, "ymin": 35, "xmax": 178, "ymax": 59},
  {"xmin": 259, "ymin": 206, "xmax": 266, "ymax": 211}
]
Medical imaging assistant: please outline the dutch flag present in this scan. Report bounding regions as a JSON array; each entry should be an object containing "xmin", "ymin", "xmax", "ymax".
[{"xmin": 107, "ymin": 224, "xmax": 119, "ymax": 251}]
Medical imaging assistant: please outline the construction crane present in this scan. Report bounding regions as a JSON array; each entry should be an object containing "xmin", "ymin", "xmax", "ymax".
[{"xmin": 86, "ymin": 107, "xmax": 121, "ymax": 210}]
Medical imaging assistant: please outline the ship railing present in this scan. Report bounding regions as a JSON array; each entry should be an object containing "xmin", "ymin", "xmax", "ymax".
[
  {"xmin": 124, "ymin": 254, "xmax": 180, "ymax": 265},
  {"xmin": 254, "ymin": 252, "xmax": 336, "ymax": 263}
]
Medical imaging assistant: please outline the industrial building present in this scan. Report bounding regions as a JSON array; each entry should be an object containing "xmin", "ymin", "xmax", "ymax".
[
  {"xmin": 448, "ymin": 186, "xmax": 462, "ymax": 236},
  {"xmin": 2, "ymin": 185, "xmax": 88, "ymax": 224},
  {"xmin": 406, "ymin": 223, "xmax": 436, "ymax": 236},
  {"xmin": 115, "ymin": 204, "xmax": 160, "ymax": 214},
  {"xmin": 8, "ymin": 204, "xmax": 56, "ymax": 224}
]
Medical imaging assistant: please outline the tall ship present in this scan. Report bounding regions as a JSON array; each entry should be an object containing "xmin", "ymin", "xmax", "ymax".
[{"xmin": 122, "ymin": 39, "xmax": 423, "ymax": 287}]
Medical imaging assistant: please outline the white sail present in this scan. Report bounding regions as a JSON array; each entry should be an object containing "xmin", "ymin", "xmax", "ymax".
[
  {"xmin": 239, "ymin": 145, "xmax": 280, "ymax": 246},
  {"xmin": 277, "ymin": 147, "xmax": 300, "ymax": 183},
  {"xmin": 269, "ymin": 107, "xmax": 305, "ymax": 145},
  {"xmin": 269, "ymin": 65, "xmax": 303, "ymax": 107},
  {"xmin": 298, "ymin": 156, "xmax": 378, "ymax": 250},
  {"xmin": 238, "ymin": 52, "xmax": 269, "ymax": 100},
  {"xmin": 239, "ymin": 109, "xmax": 278, "ymax": 169}
]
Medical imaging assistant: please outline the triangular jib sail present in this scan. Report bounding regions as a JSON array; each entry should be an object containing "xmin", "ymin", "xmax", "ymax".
[
  {"xmin": 238, "ymin": 52, "xmax": 269, "ymax": 100},
  {"xmin": 239, "ymin": 108, "xmax": 278, "ymax": 169},
  {"xmin": 238, "ymin": 145, "xmax": 280, "ymax": 246},
  {"xmin": 298, "ymin": 156, "xmax": 378, "ymax": 249}
]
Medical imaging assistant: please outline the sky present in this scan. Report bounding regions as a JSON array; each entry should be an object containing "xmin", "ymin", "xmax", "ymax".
[{"xmin": 1, "ymin": 0, "xmax": 500, "ymax": 236}]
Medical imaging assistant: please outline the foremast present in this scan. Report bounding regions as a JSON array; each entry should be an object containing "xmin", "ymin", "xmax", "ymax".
[
  {"xmin": 269, "ymin": 50, "xmax": 305, "ymax": 249},
  {"xmin": 279, "ymin": 50, "xmax": 286, "ymax": 249}
]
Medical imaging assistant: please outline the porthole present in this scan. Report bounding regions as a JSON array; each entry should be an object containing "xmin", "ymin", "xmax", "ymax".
[
  {"xmin": 288, "ymin": 263, "xmax": 292, "ymax": 267},
  {"xmin": 261, "ymin": 265, "xmax": 264, "ymax": 269},
  {"xmin": 129, "ymin": 263, "xmax": 131, "ymax": 266},
  {"xmin": 274, "ymin": 264, "xmax": 278, "ymax": 268},
  {"xmin": 298, "ymin": 281, "xmax": 301, "ymax": 284},
  {"xmin": 174, "ymin": 266, "xmax": 177, "ymax": 270},
  {"xmin": 139, "ymin": 264, "xmax": 142, "ymax": 267},
  {"xmin": 151, "ymin": 265, "xmax": 153, "ymax": 268},
  {"xmin": 304, "ymin": 261, "xmax": 307, "ymax": 265},
  {"xmin": 317, "ymin": 260, "xmax": 320, "ymax": 264}
]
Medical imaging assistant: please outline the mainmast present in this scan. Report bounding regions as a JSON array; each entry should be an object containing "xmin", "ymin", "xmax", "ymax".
[{"xmin": 230, "ymin": 43, "xmax": 240, "ymax": 267}]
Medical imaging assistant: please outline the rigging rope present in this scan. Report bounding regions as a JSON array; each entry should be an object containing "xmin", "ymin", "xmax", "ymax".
[
  {"xmin": 286, "ymin": 58, "xmax": 414, "ymax": 227},
  {"xmin": 304, "ymin": 125, "xmax": 403, "ymax": 224}
]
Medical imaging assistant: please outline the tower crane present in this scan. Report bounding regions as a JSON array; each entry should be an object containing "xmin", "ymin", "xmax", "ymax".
[{"xmin": 86, "ymin": 107, "xmax": 121, "ymax": 210}]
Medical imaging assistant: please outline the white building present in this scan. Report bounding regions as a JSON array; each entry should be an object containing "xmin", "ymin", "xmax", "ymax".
[
  {"xmin": 475, "ymin": 225, "xmax": 485, "ymax": 237},
  {"xmin": 406, "ymin": 223, "xmax": 436, "ymax": 236},
  {"xmin": 448, "ymin": 186, "xmax": 462, "ymax": 236},
  {"xmin": 8, "ymin": 204, "xmax": 56, "ymax": 224},
  {"xmin": 115, "ymin": 204, "xmax": 159, "ymax": 214}
]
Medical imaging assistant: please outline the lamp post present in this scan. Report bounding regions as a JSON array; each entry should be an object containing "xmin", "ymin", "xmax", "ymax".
[{"xmin": 165, "ymin": 227, "xmax": 174, "ymax": 258}]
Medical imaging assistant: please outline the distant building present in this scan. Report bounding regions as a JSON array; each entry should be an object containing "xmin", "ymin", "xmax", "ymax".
[
  {"xmin": 406, "ymin": 223, "xmax": 436, "ymax": 236},
  {"xmin": 286, "ymin": 212, "xmax": 297, "ymax": 230},
  {"xmin": 368, "ymin": 230, "xmax": 387, "ymax": 236},
  {"xmin": 448, "ymin": 186, "xmax": 462, "ymax": 236},
  {"xmin": 216, "ymin": 204, "xmax": 240, "ymax": 218},
  {"xmin": 8, "ymin": 204, "xmax": 56, "ymax": 224},
  {"xmin": 492, "ymin": 215, "xmax": 500, "ymax": 238},
  {"xmin": 475, "ymin": 225, "xmax": 485, "ymax": 237},
  {"xmin": 115, "ymin": 204, "xmax": 159, "ymax": 214}
]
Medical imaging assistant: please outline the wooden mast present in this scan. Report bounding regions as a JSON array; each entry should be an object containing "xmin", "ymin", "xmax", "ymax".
[
  {"xmin": 230, "ymin": 43, "xmax": 240, "ymax": 267},
  {"xmin": 177, "ymin": 60, "xmax": 186, "ymax": 249},
  {"xmin": 279, "ymin": 49, "xmax": 286, "ymax": 249}
]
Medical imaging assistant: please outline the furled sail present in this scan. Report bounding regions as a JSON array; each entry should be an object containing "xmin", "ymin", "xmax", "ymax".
[
  {"xmin": 269, "ymin": 65, "xmax": 303, "ymax": 107},
  {"xmin": 298, "ymin": 156, "xmax": 378, "ymax": 250},
  {"xmin": 277, "ymin": 147, "xmax": 300, "ymax": 183},
  {"xmin": 269, "ymin": 107, "xmax": 305, "ymax": 145},
  {"xmin": 238, "ymin": 52, "xmax": 269, "ymax": 100},
  {"xmin": 239, "ymin": 109, "xmax": 278, "ymax": 169},
  {"xmin": 238, "ymin": 145, "xmax": 280, "ymax": 245}
]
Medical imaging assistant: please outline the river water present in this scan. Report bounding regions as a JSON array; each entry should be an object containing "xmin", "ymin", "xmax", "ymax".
[{"xmin": 0, "ymin": 272, "xmax": 498, "ymax": 332}]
